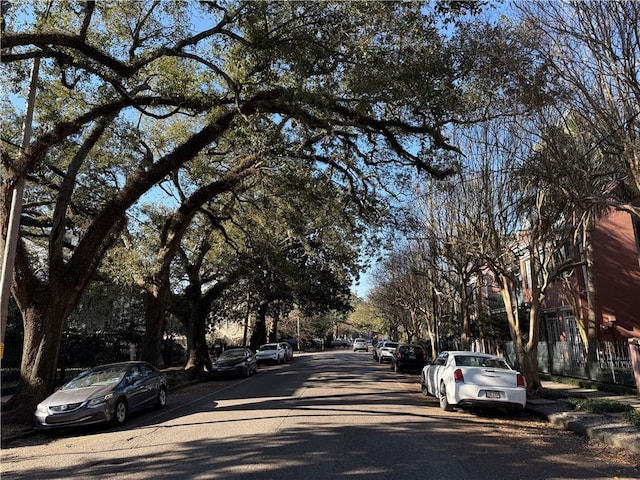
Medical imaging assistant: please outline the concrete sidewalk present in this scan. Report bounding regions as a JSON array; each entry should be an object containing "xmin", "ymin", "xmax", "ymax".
[{"xmin": 525, "ymin": 380, "xmax": 640, "ymax": 455}]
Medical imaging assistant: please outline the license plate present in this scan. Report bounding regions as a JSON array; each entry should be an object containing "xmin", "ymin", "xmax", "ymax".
[
  {"xmin": 486, "ymin": 391, "xmax": 501, "ymax": 399},
  {"xmin": 409, "ymin": 355, "xmax": 416, "ymax": 359}
]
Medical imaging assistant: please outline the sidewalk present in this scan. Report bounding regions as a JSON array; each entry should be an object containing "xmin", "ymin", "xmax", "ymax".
[{"xmin": 526, "ymin": 380, "xmax": 640, "ymax": 455}]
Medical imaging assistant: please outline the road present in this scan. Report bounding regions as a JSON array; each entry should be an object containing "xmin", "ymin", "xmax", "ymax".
[{"xmin": 2, "ymin": 350, "xmax": 638, "ymax": 479}]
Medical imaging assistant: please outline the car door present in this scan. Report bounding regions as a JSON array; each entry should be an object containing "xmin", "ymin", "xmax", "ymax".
[
  {"xmin": 427, "ymin": 353, "xmax": 447, "ymax": 395},
  {"xmin": 123, "ymin": 365, "xmax": 148, "ymax": 412}
]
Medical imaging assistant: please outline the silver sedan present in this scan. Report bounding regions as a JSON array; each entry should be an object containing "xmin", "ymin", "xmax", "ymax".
[{"xmin": 34, "ymin": 361, "xmax": 167, "ymax": 430}]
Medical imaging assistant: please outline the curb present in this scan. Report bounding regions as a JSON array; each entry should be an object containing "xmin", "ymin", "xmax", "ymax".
[{"xmin": 526, "ymin": 402, "xmax": 640, "ymax": 455}]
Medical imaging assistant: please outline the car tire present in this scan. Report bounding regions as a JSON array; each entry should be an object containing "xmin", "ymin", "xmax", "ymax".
[
  {"xmin": 421, "ymin": 382, "xmax": 430, "ymax": 396},
  {"xmin": 156, "ymin": 386, "xmax": 167, "ymax": 408},
  {"xmin": 243, "ymin": 365, "xmax": 250, "ymax": 377},
  {"xmin": 439, "ymin": 382, "xmax": 453, "ymax": 412},
  {"xmin": 114, "ymin": 398, "xmax": 128, "ymax": 424}
]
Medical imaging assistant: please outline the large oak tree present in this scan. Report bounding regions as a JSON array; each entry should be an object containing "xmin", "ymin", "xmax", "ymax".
[{"xmin": 1, "ymin": 0, "xmax": 530, "ymax": 422}]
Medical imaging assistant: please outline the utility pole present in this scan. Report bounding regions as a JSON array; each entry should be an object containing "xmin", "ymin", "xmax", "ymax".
[{"xmin": 0, "ymin": 55, "xmax": 40, "ymax": 359}]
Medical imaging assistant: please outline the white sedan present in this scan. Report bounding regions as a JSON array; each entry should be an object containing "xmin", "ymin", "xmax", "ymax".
[{"xmin": 421, "ymin": 351, "xmax": 526, "ymax": 414}]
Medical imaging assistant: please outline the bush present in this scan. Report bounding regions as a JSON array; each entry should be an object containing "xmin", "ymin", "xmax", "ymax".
[
  {"xmin": 624, "ymin": 409, "xmax": 640, "ymax": 428},
  {"xmin": 569, "ymin": 397, "xmax": 634, "ymax": 414}
]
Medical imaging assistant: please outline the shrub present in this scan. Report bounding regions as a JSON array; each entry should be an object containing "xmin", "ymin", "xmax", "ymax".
[{"xmin": 569, "ymin": 397, "xmax": 634, "ymax": 414}]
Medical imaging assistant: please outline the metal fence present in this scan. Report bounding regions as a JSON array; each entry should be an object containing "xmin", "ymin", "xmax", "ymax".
[{"xmin": 505, "ymin": 340, "xmax": 636, "ymax": 389}]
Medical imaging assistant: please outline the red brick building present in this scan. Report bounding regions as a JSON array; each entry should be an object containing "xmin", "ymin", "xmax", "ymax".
[{"xmin": 541, "ymin": 209, "xmax": 640, "ymax": 345}]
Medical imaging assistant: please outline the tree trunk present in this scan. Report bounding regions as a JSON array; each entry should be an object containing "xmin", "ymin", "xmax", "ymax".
[
  {"xmin": 583, "ymin": 221, "xmax": 599, "ymax": 363},
  {"xmin": 268, "ymin": 303, "xmax": 280, "ymax": 343},
  {"xmin": 183, "ymin": 284, "xmax": 213, "ymax": 372},
  {"xmin": 4, "ymin": 291, "xmax": 67, "ymax": 423},
  {"xmin": 141, "ymin": 281, "xmax": 169, "ymax": 366},
  {"xmin": 250, "ymin": 300, "xmax": 269, "ymax": 351},
  {"xmin": 460, "ymin": 284, "xmax": 471, "ymax": 351}
]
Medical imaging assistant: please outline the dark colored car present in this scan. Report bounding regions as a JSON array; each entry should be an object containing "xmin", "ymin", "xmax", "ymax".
[
  {"xmin": 212, "ymin": 347, "xmax": 258, "ymax": 378},
  {"xmin": 34, "ymin": 361, "xmax": 167, "ymax": 430},
  {"xmin": 391, "ymin": 344, "xmax": 428, "ymax": 373},
  {"xmin": 330, "ymin": 339, "xmax": 350, "ymax": 348}
]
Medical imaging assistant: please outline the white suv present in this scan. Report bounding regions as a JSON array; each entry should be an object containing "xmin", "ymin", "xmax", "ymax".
[
  {"xmin": 377, "ymin": 341, "xmax": 399, "ymax": 363},
  {"xmin": 255, "ymin": 343, "xmax": 286, "ymax": 364},
  {"xmin": 353, "ymin": 338, "xmax": 368, "ymax": 352}
]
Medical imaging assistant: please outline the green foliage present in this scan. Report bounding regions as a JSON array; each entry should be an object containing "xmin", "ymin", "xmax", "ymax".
[
  {"xmin": 625, "ymin": 409, "xmax": 640, "ymax": 428},
  {"xmin": 569, "ymin": 397, "xmax": 634, "ymax": 415}
]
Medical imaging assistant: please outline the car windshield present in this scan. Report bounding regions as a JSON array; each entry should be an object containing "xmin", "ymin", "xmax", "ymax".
[
  {"xmin": 218, "ymin": 349, "xmax": 245, "ymax": 360},
  {"xmin": 259, "ymin": 345, "xmax": 277, "ymax": 351},
  {"xmin": 63, "ymin": 365, "xmax": 127, "ymax": 389},
  {"xmin": 454, "ymin": 355, "xmax": 510, "ymax": 369}
]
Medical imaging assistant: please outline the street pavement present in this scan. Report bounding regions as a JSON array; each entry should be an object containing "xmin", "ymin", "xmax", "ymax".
[{"xmin": 3, "ymin": 374, "xmax": 640, "ymax": 455}]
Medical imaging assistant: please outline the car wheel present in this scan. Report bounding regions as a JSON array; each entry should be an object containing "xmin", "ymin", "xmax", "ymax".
[
  {"xmin": 439, "ymin": 382, "xmax": 453, "ymax": 412},
  {"xmin": 156, "ymin": 386, "xmax": 167, "ymax": 408},
  {"xmin": 114, "ymin": 398, "xmax": 128, "ymax": 424},
  {"xmin": 243, "ymin": 365, "xmax": 250, "ymax": 377},
  {"xmin": 421, "ymin": 381, "xmax": 430, "ymax": 396}
]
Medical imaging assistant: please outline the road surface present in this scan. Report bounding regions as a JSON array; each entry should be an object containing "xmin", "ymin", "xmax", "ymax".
[{"xmin": 2, "ymin": 350, "xmax": 638, "ymax": 479}]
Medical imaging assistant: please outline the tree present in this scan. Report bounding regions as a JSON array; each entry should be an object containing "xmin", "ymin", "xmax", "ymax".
[
  {"xmin": 1, "ymin": 1, "xmax": 533, "ymax": 423},
  {"xmin": 515, "ymin": 1, "xmax": 640, "ymax": 213},
  {"xmin": 515, "ymin": 1, "xmax": 640, "ymax": 362}
]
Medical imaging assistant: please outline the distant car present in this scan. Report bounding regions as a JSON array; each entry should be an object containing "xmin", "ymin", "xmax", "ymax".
[
  {"xmin": 279, "ymin": 342, "xmax": 294, "ymax": 361},
  {"xmin": 390, "ymin": 344, "xmax": 427, "ymax": 373},
  {"xmin": 212, "ymin": 347, "xmax": 257, "ymax": 378},
  {"xmin": 255, "ymin": 343, "xmax": 286, "ymax": 364},
  {"xmin": 330, "ymin": 339, "xmax": 350, "ymax": 348},
  {"xmin": 34, "ymin": 361, "xmax": 167, "ymax": 430},
  {"xmin": 376, "ymin": 340, "xmax": 399, "ymax": 363},
  {"xmin": 353, "ymin": 338, "xmax": 368, "ymax": 352},
  {"xmin": 421, "ymin": 351, "xmax": 526, "ymax": 414}
]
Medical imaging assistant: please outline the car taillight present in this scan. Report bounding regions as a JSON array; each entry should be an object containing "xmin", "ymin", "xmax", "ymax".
[
  {"xmin": 454, "ymin": 369, "xmax": 464, "ymax": 383},
  {"xmin": 516, "ymin": 373, "xmax": 525, "ymax": 387}
]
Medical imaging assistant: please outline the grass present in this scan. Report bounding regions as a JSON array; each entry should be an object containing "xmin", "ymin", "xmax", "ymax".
[
  {"xmin": 569, "ymin": 397, "xmax": 634, "ymax": 414},
  {"xmin": 568, "ymin": 397, "xmax": 640, "ymax": 428}
]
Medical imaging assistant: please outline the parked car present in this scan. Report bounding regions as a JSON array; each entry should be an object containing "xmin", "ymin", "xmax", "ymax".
[
  {"xmin": 421, "ymin": 351, "xmax": 526, "ymax": 414},
  {"xmin": 390, "ymin": 344, "xmax": 427, "ymax": 373},
  {"xmin": 279, "ymin": 342, "xmax": 294, "ymax": 361},
  {"xmin": 212, "ymin": 347, "xmax": 257, "ymax": 378},
  {"xmin": 255, "ymin": 343, "xmax": 286, "ymax": 364},
  {"xmin": 34, "ymin": 361, "xmax": 167, "ymax": 430},
  {"xmin": 376, "ymin": 340, "xmax": 399, "ymax": 363},
  {"xmin": 330, "ymin": 338, "xmax": 350, "ymax": 348},
  {"xmin": 352, "ymin": 338, "xmax": 368, "ymax": 352},
  {"xmin": 372, "ymin": 341, "xmax": 381, "ymax": 361}
]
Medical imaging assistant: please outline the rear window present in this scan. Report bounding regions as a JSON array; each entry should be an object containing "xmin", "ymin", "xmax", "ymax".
[
  {"xmin": 454, "ymin": 355, "xmax": 509, "ymax": 369},
  {"xmin": 401, "ymin": 345, "xmax": 423, "ymax": 356}
]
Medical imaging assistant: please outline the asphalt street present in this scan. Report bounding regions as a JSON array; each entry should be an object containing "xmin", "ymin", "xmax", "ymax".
[{"xmin": 2, "ymin": 350, "xmax": 639, "ymax": 480}]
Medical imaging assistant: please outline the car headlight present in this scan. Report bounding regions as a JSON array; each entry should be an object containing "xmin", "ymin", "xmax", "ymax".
[
  {"xmin": 87, "ymin": 393, "xmax": 114, "ymax": 408},
  {"xmin": 36, "ymin": 403, "xmax": 47, "ymax": 414}
]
